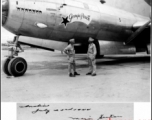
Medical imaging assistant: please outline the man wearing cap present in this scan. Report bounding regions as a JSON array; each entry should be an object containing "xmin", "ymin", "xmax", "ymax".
[
  {"xmin": 86, "ymin": 37, "xmax": 97, "ymax": 76},
  {"xmin": 63, "ymin": 39, "xmax": 80, "ymax": 77}
]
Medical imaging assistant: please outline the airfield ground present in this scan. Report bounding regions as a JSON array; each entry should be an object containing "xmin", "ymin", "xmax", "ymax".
[{"xmin": 1, "ymin": 49, "xmax": 150, "ymax": 102}]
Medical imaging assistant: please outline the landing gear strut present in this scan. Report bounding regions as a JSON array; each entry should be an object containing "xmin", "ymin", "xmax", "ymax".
[{"xmin": 3, "ymin": 37, "xmax": 27, "ymax": 77}]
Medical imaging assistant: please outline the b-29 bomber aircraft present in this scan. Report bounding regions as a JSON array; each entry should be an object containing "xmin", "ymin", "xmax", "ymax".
[{"xmin": 2, "ymin": 0, "xmax": 151, "ymax": 77}]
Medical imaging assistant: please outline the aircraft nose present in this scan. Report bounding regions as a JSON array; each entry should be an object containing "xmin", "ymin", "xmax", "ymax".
[{"xmin": 2, "ymin": 0, "xmax": 9, "ymax": 25}]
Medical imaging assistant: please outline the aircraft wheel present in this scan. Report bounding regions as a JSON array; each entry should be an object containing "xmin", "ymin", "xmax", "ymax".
[
  {"xmin": 8, "ymin": 57, "xmax": 27, "ymax": 77},
  {"xmin": 3, "ymin": 58, "xmax": 12, "ymax": 76}
]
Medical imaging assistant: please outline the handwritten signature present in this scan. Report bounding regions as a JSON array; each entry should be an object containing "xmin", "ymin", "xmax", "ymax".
[
  {"xmin": 19, "ymin": 104, "xmax": 122, "ymax": 120},
  {"xmin": 69, "ymin": 114, "xmax": 122, "ymax": 120},
  {"xmin": 97, "ymin": 114, "xmax": 122, "ymax": 119}
]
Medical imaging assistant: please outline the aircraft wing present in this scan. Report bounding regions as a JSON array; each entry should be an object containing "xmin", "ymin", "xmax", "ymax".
[
  {"xmin": 125, "ymin": 20, "xmax": 151, "ymax": 45},
  {"xmin": 133, "ymin": 20, "xmax": 151, "ymax": 29}
]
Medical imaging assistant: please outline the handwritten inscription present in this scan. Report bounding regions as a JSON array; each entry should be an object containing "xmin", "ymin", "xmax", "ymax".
[
  {"xmin": 19, "ymin": 104, "xmax": 49, "ymax": 108},
  {"xmin": 97, "ymin": 114, "xmax": 122, "ymax": 119},
  {"xmin": 32, "ymin": 109, "xmax": 50, "ymax": 114},
  {"xmin": 69, "ymin": 117, "xmax": 93, "ymax": 120},
  {"xmin": 54, "ymin": 108, "xmax": 91, "ymax": 111},
  {"xmin": 19, "ymin": 104, "xmax": 123, "ymax": 120},
  {"xmin": 31, "ymin": 108, "xmax": 91, "ymax": 114}
]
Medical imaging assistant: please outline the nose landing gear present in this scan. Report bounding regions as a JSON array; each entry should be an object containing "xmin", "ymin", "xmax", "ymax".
[{"xmin": 3, "ymin": 40, "xmax": 27, "ymax": 77}]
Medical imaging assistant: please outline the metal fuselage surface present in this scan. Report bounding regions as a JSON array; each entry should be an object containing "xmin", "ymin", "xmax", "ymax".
[{"xmin": 3, "ymin": 0, "xmax": 150, "ymax": 42}]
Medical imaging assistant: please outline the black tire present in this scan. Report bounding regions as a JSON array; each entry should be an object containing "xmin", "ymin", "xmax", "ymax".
[
  {"xmin": 3, "ymin": 58, "xmax": 12, "ymax": 76},
  {"xmin": 8, "ymin": 57, "xmax": 27, "ymax": 77}
]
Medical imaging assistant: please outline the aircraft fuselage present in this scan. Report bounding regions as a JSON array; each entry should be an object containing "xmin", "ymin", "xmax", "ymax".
[{"xmin": 3, "ymin": 0, "xmax": 150, "ymax": 43}]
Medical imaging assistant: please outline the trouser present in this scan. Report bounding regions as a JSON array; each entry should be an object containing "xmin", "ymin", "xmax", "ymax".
[
  {"xmin": 68, "ymin": 62, "xmax": 76, "ymax": 74},
  {"xmin": 68, "ymin": 56, "xmax": 76, "ymax": 74},
  {"xmin": 88, "ymin": 55, "xmax": 96, "ymax": 74}
]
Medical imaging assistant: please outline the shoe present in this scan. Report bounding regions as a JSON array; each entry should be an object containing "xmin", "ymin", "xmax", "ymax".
[
  {"xmin": 92, "ymin": 73, "xmax": 97, "ymax": 76},
  {"xmin": 74, "ymin": 72, "xmax": 80, "ymax": 76},
  {"xmin": 86, "ymin": 72, "xmax": 92, "ymax": 75},
  {"xmin": 69, "ymin": 73, "xmax": 75, "ymax": 77}
]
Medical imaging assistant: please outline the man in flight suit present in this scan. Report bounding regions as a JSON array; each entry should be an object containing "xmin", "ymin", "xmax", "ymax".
[
  {"xmin": 63, "ymin": 39, "xmax": 80, "ymax": 77},
  {"xmin": 86, "ymin": 37, "xmax": 97, "ymax": 76}
]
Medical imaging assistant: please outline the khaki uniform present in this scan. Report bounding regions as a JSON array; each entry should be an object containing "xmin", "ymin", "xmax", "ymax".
[
  {"xmin": 87, "ymin": 43, "xmax": 97, "ymax": 74},
  {"xmin": 63, "ymin": 44, "xmax": 76, "ymax": 74}
]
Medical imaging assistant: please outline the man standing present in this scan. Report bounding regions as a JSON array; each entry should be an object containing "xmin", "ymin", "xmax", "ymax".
[
  {"xmin": 63, "ymin": 39, "xmax": 80, "ymax": 77},
  {"xmin": 86, "ymin": 37, "xmax": 97, "ymax": 76}
]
